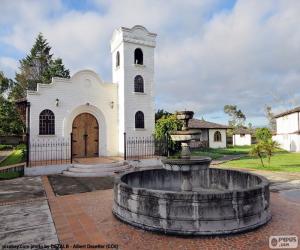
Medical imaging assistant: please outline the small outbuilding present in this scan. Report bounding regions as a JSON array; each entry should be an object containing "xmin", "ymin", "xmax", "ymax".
[
  {"xmin": 233, "ymin": 128, "xmax": 253, "ymax": 146},
  {"xmin": 188, "ymin": 119, "xmax": 229, "ymax": 149}
]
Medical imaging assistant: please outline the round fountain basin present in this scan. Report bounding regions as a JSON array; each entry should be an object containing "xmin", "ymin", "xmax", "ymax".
[
  {"xmin": 113, "ymin": 168, "xmax": 271, "ymax": 235},
  {"xmin": 162, "ymin": 156, "xmax": 211, "ymax": 171}
]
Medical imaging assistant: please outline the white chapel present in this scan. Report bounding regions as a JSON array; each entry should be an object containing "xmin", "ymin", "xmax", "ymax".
[{"xmin": 27, "ymin": 25, "xmax": 156, "ymax": 158}]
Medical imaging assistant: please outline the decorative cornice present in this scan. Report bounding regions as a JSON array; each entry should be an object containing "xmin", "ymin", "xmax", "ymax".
[{"xmin": 123, "ymin": 37, "xmax": 156, "ymax": 47}]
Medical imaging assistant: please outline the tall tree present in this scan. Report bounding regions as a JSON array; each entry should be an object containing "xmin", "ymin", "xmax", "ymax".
[
  {"xmin": 224, "ymin": 104, "xmax": 246, "ymax": 128},
  {"xmin": 0, "ymin": 72, "xmax": 25, "ymax": 135},
  {"xmin": 11, "ymin": 33, "xmax": 70, "ymax": 100},
  {"xmin": 265, "ymin": 105, "xmax": 276, "ymax": 132},
  {"xmin": 155, "ymin": 109, "xmax": 172, "ymax": 122}
]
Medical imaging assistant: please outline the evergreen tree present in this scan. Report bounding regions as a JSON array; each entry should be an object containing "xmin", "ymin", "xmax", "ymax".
[
  {"xmin": 0, "ymin": 72, "xmax": 25, "ymax": 135},
  {"xmin": 11, "ymin": 33, "xmax": 70, "ymax": 99},
  {"xmin": 155, "ymin": 109, "xmax": 172, "ymax": 122}
]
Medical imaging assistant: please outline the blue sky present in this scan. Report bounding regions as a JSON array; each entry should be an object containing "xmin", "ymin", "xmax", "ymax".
[{"xmin": 1, "ymin": 0, "xmax": 300, "ymax": 127}]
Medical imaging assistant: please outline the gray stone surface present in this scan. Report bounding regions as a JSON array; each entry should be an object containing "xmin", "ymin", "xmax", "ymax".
[
  {"xmin": 25, "ymin": 164, "xmax": 70, "ymax": 176},
  {"xmin": 0, "ymin": 177, "xmax": 45, "ymax": 202},
  {"xmin": 280, "ymin": 189, "xmax": 300, "ymax": 203},
  {"xmin": 0, "ymin": 177, "xmax": 59, "ymax": 249},
  {"xmin": 0, "ymin": 201, "xmax": 59, "ymax": 248},
  {"xmin": 113, "ymin": 168, "xmax": 271, "ymax": 235}
]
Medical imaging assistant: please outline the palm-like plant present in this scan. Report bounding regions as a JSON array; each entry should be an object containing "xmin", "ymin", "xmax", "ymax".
[
  {"xmin": 263, "ymin": 139, "xmax": 280, "ymax": 166},
  {"xmin": 250, "ymin": 143, "xmax": 265, "ymax": 167}
]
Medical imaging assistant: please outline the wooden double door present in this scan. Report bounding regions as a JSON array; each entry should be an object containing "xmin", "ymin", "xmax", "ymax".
[{"xmin": 72, "ymin": 113, "xmax": 99, "ymax": 158}]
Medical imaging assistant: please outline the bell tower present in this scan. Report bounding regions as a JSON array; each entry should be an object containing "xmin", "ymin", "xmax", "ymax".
[{"xmin": 111, "ymin": 25, "xmax": 157, "ymax": 155}]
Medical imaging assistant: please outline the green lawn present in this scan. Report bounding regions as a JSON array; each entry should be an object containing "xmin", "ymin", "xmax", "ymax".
[
  {"xmin": 0, "ymin": 144, "xmax": 14, "ymax": 151},
  {"xmin": 0, "ymin": 146, "xmax": 26, "ymax": 168},
  {"xmin": 0, "ymin": 172, "xmax": 21, "ymax": 180},
  {"xmin": 191, "ymin": 146, "xmax": 252, "ymax": 159},
  {"xmin": 222, "ymin": 152, "xmax": 300, "ymax": 172}
]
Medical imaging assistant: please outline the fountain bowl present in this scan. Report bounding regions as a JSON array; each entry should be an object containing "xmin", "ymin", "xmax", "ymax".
[
  {"xmin": 170, "ymin": 130, "xmax": 202, "ymax": 142},
  {"xmin": 112, "ymin": 168, "xmax": 271, "ymax": 235},
  {"xmin": 161, "ymin": 156, "xmax": 211, "ymax": 172}
]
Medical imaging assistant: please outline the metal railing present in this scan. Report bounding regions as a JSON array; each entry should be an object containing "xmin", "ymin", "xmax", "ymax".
[
  {"xmin": 124, "ymin": 133, "xmax": 169, "ymax": 160},
  {"xmin": 28, "ymin": 137, "xmax": 71, "ymax": 167}
]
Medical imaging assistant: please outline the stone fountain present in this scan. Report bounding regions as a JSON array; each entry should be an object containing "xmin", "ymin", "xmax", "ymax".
[
  {"xmin": 161, "ymin": 111, "xmax": 211, "ymax": 191},
  {"xmin": 113, "ymin": 111, "xmax": 271, "ymax": 235}
]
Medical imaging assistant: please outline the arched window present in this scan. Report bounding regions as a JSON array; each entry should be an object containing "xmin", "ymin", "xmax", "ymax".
[
  {"xmin": 214, "ymin": 131, "xmax": 222, "ymax": 142},
  {"xmin": 39, "ymin": 109, "xmax": 55, "ymax": 135},
  {"xmin": 134, "ymin": 48, "xmax": 143, "ymax": 65},
  {"xmin": 116, "ymin": 51, "xmax": 120, "ymax": 67},
  {"xmin": 135, "ymin": 111, "xmax": 145, "ymax": 129},
  {"xmin": 134, "ymin": 75, "xmax": 144, "ymax": 93}
]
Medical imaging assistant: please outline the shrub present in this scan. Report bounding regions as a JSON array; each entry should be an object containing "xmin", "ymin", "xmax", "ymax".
[
  {"xmin": 155, "ymin": 115, "xmax": 183, "ymax": 155},
  {"xmin": 255, "ymin": 128, "xmax": 272, "ymax": 142}
]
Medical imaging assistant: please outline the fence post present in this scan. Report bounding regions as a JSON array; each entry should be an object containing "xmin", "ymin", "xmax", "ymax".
[
  {"xmin": 26, "ymin": 101, "xmax": 31, "ymax": 167},
  {"xmin": 166, "ymin": 133, "xmax": 169, "ymax": 157},
  {"xmin": 26, "ymin": 133, "xmax": 30, "ymax": 167},
  {"xmin": 124, "ymin": 132, "xmax": 127, "ymax": 160},
  {"xmin": 70, "ymin": 133, "xmax": 73, "ymax": 164}
]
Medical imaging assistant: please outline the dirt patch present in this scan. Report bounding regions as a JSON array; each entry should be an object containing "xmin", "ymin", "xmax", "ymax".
[
  {"xmin": 0, "ymin": 177, "xmax": 45, "ymax": 204},
  {"xmin": 48, "ymin": 175, "xmax": 115, "ymax": 196}
]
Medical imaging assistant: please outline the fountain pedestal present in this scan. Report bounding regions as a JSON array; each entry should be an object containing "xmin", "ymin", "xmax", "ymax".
[
  {"xmin": 162, "ymin": 111, "xmax": 211, "ymax": 191},
  {"xmin": 181, "ymin": 171, "xmax": 192, "ymax": 191},
  {"xmin": 180, "ymin": 142, "xmax": 191, "ymax": 159}
]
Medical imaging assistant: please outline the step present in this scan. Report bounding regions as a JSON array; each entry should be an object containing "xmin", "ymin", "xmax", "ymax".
[
  {"xmin": 62, "ymin": 170, "xmax": 118, "ymax": 177},
  {"xmin": 72, "ymin": 161, "xmax": 126, "ymax": 169},
  {"xmin": 67, "ymin": 164, "xmax": 130, "ymax": 173}
]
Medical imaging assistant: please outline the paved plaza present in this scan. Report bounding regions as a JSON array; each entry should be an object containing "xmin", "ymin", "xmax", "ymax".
[
  {"xmin": 0, "ymin": 171, "xmax": 299, "ymax": 250},
  {"xmin": 0, "ymin": 177, "xmax": 59, "ymax": 248}
]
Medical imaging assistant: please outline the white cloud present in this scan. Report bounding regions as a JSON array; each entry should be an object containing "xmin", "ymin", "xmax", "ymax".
[
  {"xmin": 0, "ymin": 0, "xmax": 300, "ymax": 125},
  {"xmin": 0, "ymin": 57, "xmax": 18, "ymax": 78}
]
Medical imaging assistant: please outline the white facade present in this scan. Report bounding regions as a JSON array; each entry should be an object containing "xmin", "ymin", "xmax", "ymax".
[
  {"xmin": 233, "ymin": 134, "xmax": 251, "ymax": 146},
  {"xmin": 27, "ymin": 25, "xmax": 156, "ymax": 159},
  {"xmin": 111, "ymin": 26, "xmax": 156, "ymax": 154},
  {"xmin": 273, "ymin": 111, "xmax": 300, "ymax": 152},
  {"xmin": 276, "ymin": 112, "xmax": 299, "ymax": 134},
  {"xmin": 209, "ymin": 129, "xmax": 227, "ymax": 148}
]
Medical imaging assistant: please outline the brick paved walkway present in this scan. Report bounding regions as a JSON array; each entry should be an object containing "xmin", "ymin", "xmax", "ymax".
[{"xmin": 42, "ymin": 176, "xmax": 300, "ymax": 250}]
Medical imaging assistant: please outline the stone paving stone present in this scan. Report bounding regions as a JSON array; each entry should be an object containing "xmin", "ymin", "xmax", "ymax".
[
  {"xmin": 0, "ymin": 200, "xmax": 59, "ymax": 248},
  {"xmin": 0, "ymin": 223, "xmax": 58, "ymax": 248},
  {"xmin": 0, "ymin": 177, "xmax": 59, "ymax": 249},
  {"xmin": 42, "ymin": 175, "xmax": 300, "ymax": 250},
  {"xmin": 0, "ymin": 200, "xmax": 52, "ymax": 232}
]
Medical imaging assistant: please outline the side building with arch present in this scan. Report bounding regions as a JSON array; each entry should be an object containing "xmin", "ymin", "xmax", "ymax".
[
  {"xmin": 26, "ymin": 25, "xmax": 157, "ymax": 161},
  {"xmin": 188, "ymin": 119, "xmax": 229, "ymax": 148}
]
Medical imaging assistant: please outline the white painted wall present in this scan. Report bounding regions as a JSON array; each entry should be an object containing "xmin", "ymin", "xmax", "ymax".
[
  {"xmin": 27, "ymin": 70, "xmax": 119, "ymax": 158},
  {"xmin": 209, "ymin": 129, "xmax": 227, "ymax": 148},
  {"xmin": 273, "ymin": 112, "xmax": 300, "ymax": 152},
  {"xmin": 276, "ymin": 112, "xmax": 300, "ymax": 134},
  {"xmin": 111, "ymin": 25, "xmax": 156, "ymax": 155},
  {"xmin": 233, "ymin": 134, "xmax": 251, "ymax": 146},
  {"xmin": 273, "ymin": 134, "xmax": 300, "ymax": 152},
  {"xmin": 27, "ymin": 25, "xmax": 157, "ymax": 160}
]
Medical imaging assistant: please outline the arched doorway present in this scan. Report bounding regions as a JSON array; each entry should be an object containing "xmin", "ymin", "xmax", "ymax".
[{"xmin": 72, "ymin": 113, "xmax": 99, "ymax": 158}]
